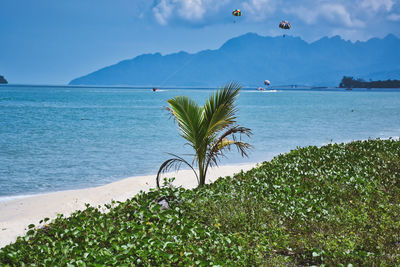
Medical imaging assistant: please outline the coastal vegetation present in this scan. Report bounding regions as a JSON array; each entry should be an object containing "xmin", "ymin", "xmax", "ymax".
[
  {"xmin": 0, "ymin": 75, "xmax": 7, "ymax": 84},
  {"xmin": 339, "ymin": 76, "xmax": 400, "ymax": 88},
  {"xmin": 1, "ymin": 138, "xmax": 400, "ymax": 265},
  {"xmin": 157, "ymin": 82, "xmax": 252, "ymax": 188}
]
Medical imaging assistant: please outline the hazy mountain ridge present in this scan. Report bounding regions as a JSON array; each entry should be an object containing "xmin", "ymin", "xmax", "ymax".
[{"xmin": 69, "ymin": 33, "xmax": 400, "ymax": 87}]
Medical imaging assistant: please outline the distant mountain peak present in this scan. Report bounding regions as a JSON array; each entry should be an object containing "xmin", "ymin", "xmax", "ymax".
[
  {"xmin": 220, "ymin": 32, "xmax": 263, "ymax": 47},
  {"xmin": 312, "ymin": 35, "xmax": 345, "ymax": 44},
  {"xmin": 383, "ymin": 33, "xmax": 398, "ymax": 40},
  {"xmin": 330, "ymin": 35, "xmax": 342, "ymax": 40}
]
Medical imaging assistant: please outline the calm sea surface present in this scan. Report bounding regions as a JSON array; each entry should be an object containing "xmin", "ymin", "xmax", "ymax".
[{"xmin": 1, "ymin": 85, "xmax": 399, "ymax": 199}]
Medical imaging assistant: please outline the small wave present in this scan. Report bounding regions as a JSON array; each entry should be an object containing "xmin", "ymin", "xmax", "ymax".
[
  {"xmin": 380, "ymin": 135, "xmax": 400, "ymax": 140},
  {"xmin": 0, "ymin": 193, "xmax": 40, "ymax": 203},
  {"xmin": 247, "ymin": 90, "xmax": 279, "ymax": 93}
]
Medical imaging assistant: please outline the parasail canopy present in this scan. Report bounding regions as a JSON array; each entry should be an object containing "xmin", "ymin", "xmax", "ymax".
[
  {"xmin": 232, "ymin": 9, "xmax": 242, "ymax": 17},
  {"xmin": 264, "ymin": 80, "xmax": 270, "ymax": 86},
  {"xmin": 279, "ymin": 20, "xmax": 291, "ymax": 30}
]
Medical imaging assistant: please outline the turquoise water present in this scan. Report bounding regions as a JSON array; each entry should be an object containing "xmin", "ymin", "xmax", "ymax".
[{"xmin": 1, "ymin": 85, "xmax": 400, "ymax": 199}]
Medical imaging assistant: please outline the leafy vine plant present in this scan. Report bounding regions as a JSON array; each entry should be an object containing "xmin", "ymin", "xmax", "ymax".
[{"xmin": 156, "ymin": 82, "xmax": 252, "ymax": 188}]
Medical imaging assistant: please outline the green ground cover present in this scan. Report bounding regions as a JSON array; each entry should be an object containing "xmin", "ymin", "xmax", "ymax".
[{"xmin": 1, "ymin": 138, "xmax": 399, "ymax": 266}]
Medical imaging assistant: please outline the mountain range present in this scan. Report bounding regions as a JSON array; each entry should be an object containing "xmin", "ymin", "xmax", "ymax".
[{"xmin": 69, "ymin": 33, "xmax": 400, "ymax": 87}]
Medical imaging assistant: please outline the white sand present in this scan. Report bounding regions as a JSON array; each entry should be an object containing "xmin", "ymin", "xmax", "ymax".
[{"xmin": 0, "ymin": 163, "xmax": 257, "ymax": 248}]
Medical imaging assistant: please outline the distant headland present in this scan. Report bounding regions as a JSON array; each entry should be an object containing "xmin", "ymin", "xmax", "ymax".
[
  {"xmin": 339, "ymin": 76, "xmax": 400, "ymax": 89},
  {"xmin": 0, "ymin": 75, "xmax": 7, "ymax": 84}
]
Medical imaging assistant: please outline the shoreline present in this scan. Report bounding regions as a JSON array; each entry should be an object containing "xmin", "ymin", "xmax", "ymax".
[{"xmin": 0, "ymin": 162, "xmax": 259, "ymax": 248}]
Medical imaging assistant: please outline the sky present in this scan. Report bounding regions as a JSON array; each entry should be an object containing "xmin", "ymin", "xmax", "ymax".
[{"xmin": 1, "ymin": 0, "xmax": 400, "ymax": 85}]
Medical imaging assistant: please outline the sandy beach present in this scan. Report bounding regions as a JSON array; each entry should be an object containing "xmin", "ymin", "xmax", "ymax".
[{"xmin": 0, "ymin": 163, "xmax": 257, "ymax": 248}]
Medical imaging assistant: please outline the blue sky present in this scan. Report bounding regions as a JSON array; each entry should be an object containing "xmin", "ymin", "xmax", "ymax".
[{"xmin": 1, "ymin": 0, "xmax": 399, "ymax": 84}]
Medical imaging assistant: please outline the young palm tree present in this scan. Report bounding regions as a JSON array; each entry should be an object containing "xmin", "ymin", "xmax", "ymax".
[{"xmin": 156, "ymin": 82, "xmax": 252, "ymax": 188}]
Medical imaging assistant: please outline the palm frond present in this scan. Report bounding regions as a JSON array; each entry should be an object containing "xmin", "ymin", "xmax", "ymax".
[
  {"xmin": 156, "ymin": 153, "xmax": 199, "ymax": 188},
  {"xmin": 167, "ymin": 96, "xmax": 205, "ymax": 150},
  {"xmin": 203, "ymin": 82, "xmax": 242, "ymax": 141},
  {"xmin": 206, "ymin": 126, "xmax": 252, "ymax": 168},
  {"xmin": 209, "ymin": 126, "xmax": 252, "ymax": 153}
]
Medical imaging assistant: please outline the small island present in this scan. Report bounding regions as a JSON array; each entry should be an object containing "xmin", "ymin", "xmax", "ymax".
[
  {"xmin": 339, "ymin": 76, "xmax": 400, "ymax": 88},
  {"xmin": 0, "ymin": 75, "xmax": 7, "ymax": 84}
]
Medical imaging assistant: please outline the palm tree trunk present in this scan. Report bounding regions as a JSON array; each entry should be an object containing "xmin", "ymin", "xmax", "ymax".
[{"xmin": 198, "ymin": 157, "xmax": 206, "ymax": 186}]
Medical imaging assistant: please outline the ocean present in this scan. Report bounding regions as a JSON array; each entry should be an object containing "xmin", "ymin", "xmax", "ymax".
[{"xmin": 1, "ymin": 85, "xmax": 399, "ymax": 200}]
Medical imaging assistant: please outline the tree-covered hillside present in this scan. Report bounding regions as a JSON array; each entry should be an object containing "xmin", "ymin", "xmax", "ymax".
[
  {"xmin": 0, "ymin": 75, "xmax": 7, "ymax": 84},
  {"xmin": 339, "ymin": 76, "xmax": 400, "ymax": 88}
]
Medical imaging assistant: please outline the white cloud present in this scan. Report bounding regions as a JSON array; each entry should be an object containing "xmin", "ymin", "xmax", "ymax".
[
  {"xmin": 150, "ymin": 0, "xmax": 400, "ymax": 43},
  {"xmin": 151, "ymin": 0, "xmax": 280, "ymax": 25},
  {"xmin": 321, "ymin": 3, "xmax": 364, "ymax": 27},
  {"xmin": 176, "ymin": 0, "xmax": 206, "ymax": 20},
  {"xmin": 152, "ymin": 0, "xmax": 229, "ymax": 25},
  {"xmin": 242, "ymin": 0, "xmax": 278, "ymax": 21},
  {"xmin": 153, "ymin": 0, "xmax": 174, "ymax": 25},
  {"xmin": 285, "ymin": 2, "xmax": 364, "ymax": 28},
  {"xmin": 388, "ymin": 13, "xmax": 400, "ymax": 21},
  {"xmin": 360, "ymin": 0, "xmax": 394, "ymax": 12}
]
